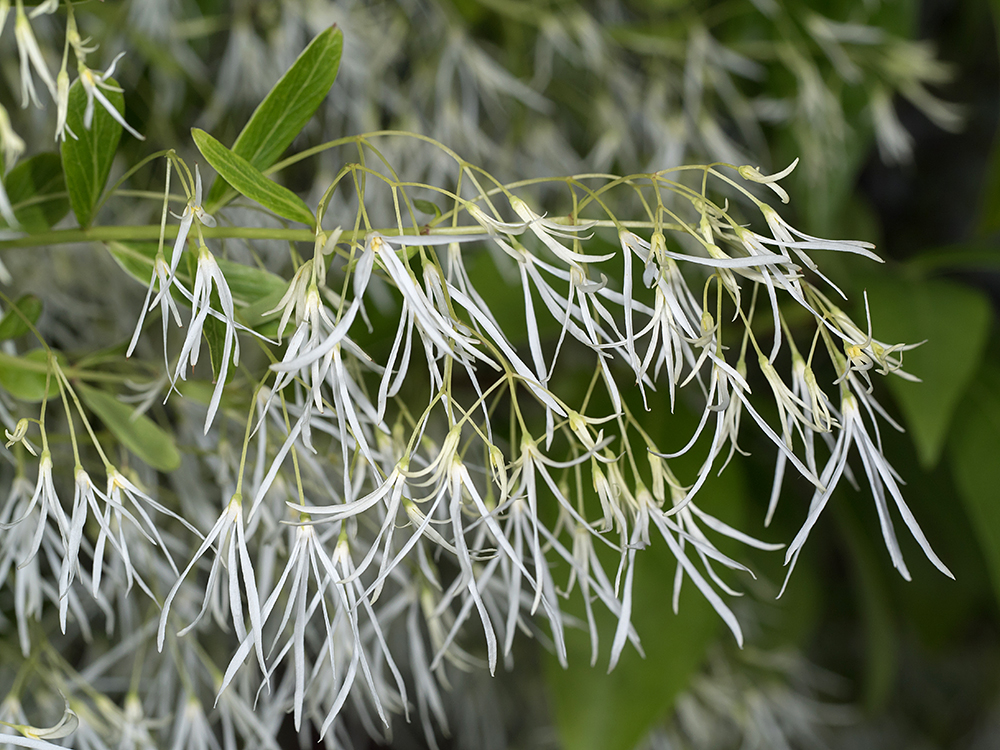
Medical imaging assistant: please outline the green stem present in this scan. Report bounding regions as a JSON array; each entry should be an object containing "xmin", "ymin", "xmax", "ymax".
[
  {"xmin": 0, "ymin": 223, "xmax": 497, "ymax": 251},
  {"xmin": 0, "ymin": 351, "xmax": 141, "ymax": 383}
]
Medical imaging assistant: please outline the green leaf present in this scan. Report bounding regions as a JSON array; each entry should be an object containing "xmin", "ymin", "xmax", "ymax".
[
  {"xmin": 77, "ymin": 383, "xmax": 181, "ymax": 473},
  {"xmin": 545, "ymin": 431, "xmax": 749, "ymax": 750},
  {"xmin": 192, "ymin": 129, "xmax": 315, "ymax": 229},
  {"xmin": 545, "ymin": 539, "xmax": 720, "ymax": 750},
  {"xmin": 215, "ymin": 257, "xmax": 287, "ymax": 303},
  {"xmin": 60, "ymin": 77, "xmax": 124, "ymax": 228},
  {"xmin": 980, "ymin": 0, "xmax": 1000, "ymax": 234},
  {"xmin": 835, "ymin": 503, "xmax": 897, "ymax": 712},
  {"xmin": 949, "ymin": 365, "xmax": 1000, "ymax": 613},
  {"xmin": 106, "ymin": 240, "xmax": 162, "ymax": 287},
  {"xmin": 413, "ymin": 199, "xmax": 442, "ymax": 220},
  {"xmin": 237, "ymin": 287, "xmax": 286, "ymax": 335},
  {"xmin": 202, "ymin": 293, "xmax": 236, "ymax": 386},
  {"xmin": 204, "ymin": 25, "xmax": 343, "ymax": 211},
  {"xmin": 0, "ymin": 295, "xmax": 43, "ymax": 341},
  {"xmin": 863, "ymin": 274, "xmax": 992, "ymax": 468},
  {"xmin": 0, "ymin": 350, "xmax": 61, "ymax": 401},
  {"xmin": 907, "ymin": 242, "xmax": 1000, "ymax": 274},
  {"xmin": 105, "ymin": 240, "xmax": 286, "ymax": 308},
  {"xmin": 0, "ymin": 153, "xmax": 70, "ymax": 232}
]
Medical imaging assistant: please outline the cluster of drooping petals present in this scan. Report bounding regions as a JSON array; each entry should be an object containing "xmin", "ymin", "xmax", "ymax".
[{"xmin": 1, "ymin": 151, "xmax": 945, "ymax": 748}]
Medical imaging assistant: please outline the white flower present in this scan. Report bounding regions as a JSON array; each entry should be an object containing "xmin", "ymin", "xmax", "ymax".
[
  {"xmin": 116, "ymin": 693, "xmax": 159, "ymax": 750},
  {"xmin": 169, "ymin": 697, "xmax": 217, "ymax": 750},
  {"xmin": 765, "ymin": 353, "xmax": 837, "ymax": 526},
  {"xmin": 427, "ymin": 448, "xmax": 569, "ymax": 676},
  {"xmin": 27, "ymin": 0, "xmax": 58, "ymax": 16},
  {"xmin": 0, "ymin": 451, "xmax": 66, "ymax": 565},
  {"xmin": 173, "ymin": 243, "xmax": 239, "ymax": 433},
  {"xmin": 870, "ymin": 85, "xmax": 913, "ymax": 164},
  {"xmin": 54, "ymin": 66, "xmax": 74, "ymax": 142},
  {"xmin": 823, "ymin": 291, "xmax": 921, "ymax": 392},
  {"xmin": 14, "ymin": 3, "xmax": 57, "ymax": 108},
  {"xmin": 783, "ymin": 388, "xmax": 953, "ymax": 587},
  {"xmin": 268, "ymin": 238, "xmax": 375, "ymax": 405},
  {"xmin": 58, "ymin": 467, "xmax": 103, "ymax": 630},
  {"xmin": 78, "ymin": 53, "xmax": 146, "ymax": 140},
  {"xmin": 507, "ymin": 195, "xmax": 607, "ymax": 266},
  {"xmin": 92, "ymin": 467, "xmax": 194, "ymax": 599},
  {"xmin": 0, "ymin": 456, "xmax": 65, "ymax": 656},
  {"xmin": 0, "ymin": 103, "xmax": 26, "ymax": 167},
  {"xmin": 4, "ymin": 418, "xmax": 36, "ymax": 456},
  {"xmin": 560, "ymin": 519, "xmax": 640, "ymax": 666},
  {"xmin": 157, "ymin": 493, "xmax": 267, "ymax": 685},
  {"xmin": 371, "ymin": 234, "xmax": 510, "ymax": 421},
  {"xmin": 0, "ymin": 104, "xmax": 24, "ymax": 231},
  {"xmin": 0, "ymin": 697, "xmax": 80, "ymax": 749},
  {"xmin": 127, "ymin": 253, "xmax": 184, "ymax": 368},
  {"xmin": 129, "ymin": 163, "xmax": 218, "ymax": 372},
  {"xmin": 620, "ymin": 231, "xmax": 704, "ymax": 406},
  {"xmin": 738, "ymin": 157, "xmax": 799, "ymax": 203},
  {"xmin": 220, "ymin": 522, "xmax": 406, "ymax": 735},
  {"xmin": 286, "ymin": 463, "xmax": 409, "ymax": 597},
  {"xmin": 657, "ymin": 338, "xmax": 822, "ymax": 516},
  {"xmin": 608, "ymin": 483, "xmax": 754, "ymax": 667},
  {"xmin": 169, "ymin": 164, "xmax": 215, "ymax": 274},
  {"xmin": 759, "ymin": 204, "xmax": 881, "ymax": 293}
]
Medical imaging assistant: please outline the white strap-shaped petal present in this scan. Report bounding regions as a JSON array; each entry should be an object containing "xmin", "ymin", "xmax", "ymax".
[
  {"xmin": 737, "ymin": 158, "xmax": 799, "ymax": 203},
  {"xmin": 380, "ymin": 232, "xmax": 490, "ymax": 246}
]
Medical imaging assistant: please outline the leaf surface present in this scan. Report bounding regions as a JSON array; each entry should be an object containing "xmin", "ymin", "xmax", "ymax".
[
  {"xmin": 0, "ymin": 295, "xmax": 43, "ymax": 341},
  {"xmin": 949, "ymin": 364, "xmax": 1000, "ymax": 613},
  {"xmin": 193, "ymin": 129, "xmax": 315, "ymax": 228},
  {"xmin": 78, "ymin": 383, "xmax": 181, "ymax": 472},
  {"xmin": 0, "ymin": 153, "xmax": 69, "ymax": 231},
  {"xmin": 864, "ymin": 275, "xmax": 992, "ymax": 468},
  {"xmin": 204, "ymin": 26, "xmax": 343, "ymax": 211},
  {"xmin": 60, "ymin": 77, "xmax": 124, "ymax": 228}
]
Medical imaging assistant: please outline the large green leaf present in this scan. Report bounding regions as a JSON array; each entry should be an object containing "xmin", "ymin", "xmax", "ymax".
[
  {"xmin": 204, "ymin": 25, "xmax": 343, "ymax": 211},
  {"xmin": 105, "ymin": 240, "xmax": 286, "ymax": 307},
  {"xmin": 0, "ymin": 295, "xmax": 42, "ymax": 341},
  {"xmin": 0, "ymin": 153, "xmax": 70, "ymax": 232},
  {"xmin": 215, "ymin": 257, "xmax": 287, "ymax": 302},
  {"xmin": 835, "ymin": 503, "xmax": 896, "ymax": 712},
  {"xmin": 979, "ymin": 0, "xmax": 1000, "ymax": 234},
  {"xmin": 60, "ymin": 77, "xmax": 124, "ymax": 228},
  {"xmin": 77, "ymin": 383, "xmax": 181, "ymax": 473},
  {"xmin": 546, "ymin": 541, "xmax": 720, "ymax": 750},
  {"xmin": 0, "ymin": 349, "xmax": 62, "ymax": 401},
  {"xmin": 907, "ymin": 242, "xmax": 1000, "ymax": 274},
  {"xmin": 545, "ymin": 452, "xmax": 750, "ymax": 750},
  {"xmin": 949, "ymin": 365, "xmax": 1000, "ymax": 613},
  {"xmin": 105, "ymin": 240, "xmax": 161, "ymax": 288},
  {"xmin": 863, "ymin": 274, "xmax": 992, "ymax": 468},
  {"xmin": 192, "ymin": 129, "xmax": 315, "ymax": 228}
]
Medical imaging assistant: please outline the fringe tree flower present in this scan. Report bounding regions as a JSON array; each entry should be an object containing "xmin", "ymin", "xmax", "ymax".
[
  {"xmin": 77, "ymin": 53, "xmax": 146, "ymax": 141},
  {"xmin": 0, "ymin": 451, "xmax": 66, "ymax": 567},
  {"xmin": 781, "ymin": 377, "xmax": 952, "ymax": 590},
  {"xmin": 158, "ymin": 492, "xmax": 267, "ymax": 682},
  {"xmin": 92, "ymin": 467, "xmax": 187, "ymax": 599},
  {"xmin": 13, "ymin": 1, "xmax": 57, "ymax": 108},
  {"xmin": 129, "ymin": 163, "xmax": 214, "ymax": 367},
  {"xmin": 173, "ymin": 243, "xmax": 239, "ymax": 432}
]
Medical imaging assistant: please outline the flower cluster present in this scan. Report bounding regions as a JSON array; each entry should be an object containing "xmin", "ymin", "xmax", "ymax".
[
  {"xmin": 3, "ymin": 139, "xmax": 951, "ymax": 747},
  {"xmin": 0, "ymin": 4, "xmax": 960, "ymax": 747}
]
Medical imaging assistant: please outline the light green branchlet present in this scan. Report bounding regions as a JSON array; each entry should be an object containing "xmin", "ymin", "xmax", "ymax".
[{"xmin": 0, "ymin": 4, "xmax": 959, "ymax": 749}]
